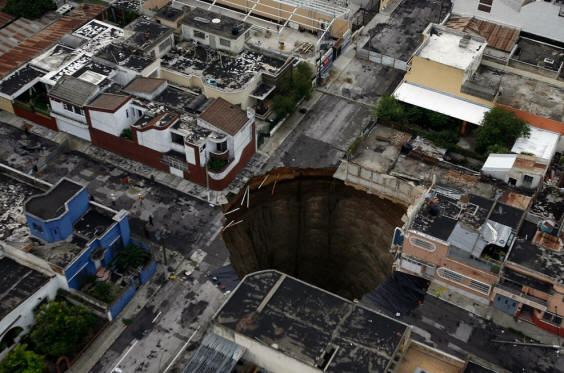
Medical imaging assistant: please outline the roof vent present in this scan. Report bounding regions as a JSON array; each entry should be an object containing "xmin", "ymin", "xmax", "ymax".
[
  {"xmin": 459, "ymin": 34, "xmax": 471, "ymax": 48},
  {"xmin": 194, "ymin": 17, "xmax": 210, "ymax": 23},
  {"xmin": 212, "ymin": 18, "xmax": 221, "ymax": 24}
]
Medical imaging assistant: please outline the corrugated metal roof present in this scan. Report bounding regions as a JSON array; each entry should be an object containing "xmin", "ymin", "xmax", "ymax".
[
  {"xmin": 446, "ymin": 17, "xmax": 519, "ymax": 52},
  {"xmin": 183, "ymin": 333, "xmax": 245, "ymax": 373},
  {"xmin": 0, "ymin": 3, "xmax": 106, "ymax": 78},
  {"xmin": 0, "ymin": 0, "xmax": 15, "ymax": 29}
]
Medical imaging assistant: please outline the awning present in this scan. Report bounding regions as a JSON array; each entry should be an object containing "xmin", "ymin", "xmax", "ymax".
[{"xmin": 393, "ymin": 82, "xmax": 492, "ymax": 125}]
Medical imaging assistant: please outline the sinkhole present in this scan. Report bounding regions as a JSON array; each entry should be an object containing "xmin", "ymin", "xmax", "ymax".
[{"xmin": 221, "ymin": 168, "xmax": 407, "ymax": 300}]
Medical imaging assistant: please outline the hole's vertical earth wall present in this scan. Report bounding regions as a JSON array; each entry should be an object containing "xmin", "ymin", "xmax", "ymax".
[{"xmin": 221, "ymin": 168, "xmax": 407, "ymax": 299}]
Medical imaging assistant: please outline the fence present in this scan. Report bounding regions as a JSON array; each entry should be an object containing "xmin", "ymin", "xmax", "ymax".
[{"xmin": 356, "ymin": 49, "xmax": 408, "ymax": 71}]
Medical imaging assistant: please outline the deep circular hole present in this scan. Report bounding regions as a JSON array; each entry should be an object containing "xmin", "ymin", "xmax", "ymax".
[{"xmin": 222, "ymin": 169, "xmax": 407, "ymax": 300}]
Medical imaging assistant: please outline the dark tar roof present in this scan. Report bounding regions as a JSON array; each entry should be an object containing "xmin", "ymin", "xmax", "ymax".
[
  {"xmin": 74, "ymin": 209, "xmax": 115, "ymax": 240},
  {"xmin": 155, "ymin": 4, "xmax": 186, "ymax": 22},
  {"xmin": 508, "ymin": 239, "xmax": 563, "ymax": 282},
  {"xmin": 0, "ymin": 64, "xmax": 45, "ymax": 97},
  {"xmin": 94, "ymin": 43, "xmax": 155, "ymax": 71},
  {"xmin": 125, "ymin": 17, "xmax": 174, "ymax": 51},
  {"xmin": 25, "ymin": 178, "xmax": 83, "ymax": 220},
  {"xmin": 215, "ymin": 270, "xmax": 408, "ymax": 372},
  {"xmin": 0, "ymin": 257, "xmax": 50, "ymax": 320},
  {"xmin": 48, "ymin": 75, "xmax": 99, "ymax": 106},
  {"xmin": 488, "ymin": 202, "xmax": 524, "ymax": 230},
  {"xmin": 183, "ymin": 8, "xmax": 252, "ymax": 40}
]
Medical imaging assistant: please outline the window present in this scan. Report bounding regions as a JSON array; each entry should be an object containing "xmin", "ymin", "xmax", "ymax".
[
  {"xmin": 217, "ymin": 141, "xmax": 227, "ymax": 152},
  {"xmin": 126, "ymin": 109, "xmax": 129, "ymax": 118},
  {"xmin": 158, "ymin": 37, "xmax": 172, "ymax": 52},
  {"xmin": 193, "ymin": 30, "xmax": 205, "ymax": 39},
  {"xmin": 542, "ymin": 311, "xmax": 563, "ymax": 326},
  {"xmin": 523, "ymin": 175, "xmax": 533, "ymax": 184},
  {"xmin": 219, "ymin": 38, "xmax": 231, "ymax": 47},
  {"xmin": 469, "ymin": 279, "xmax": 490, "ymax": 294},
  {"xmin": 409, "ymin": 236, "xmax": 436, "ymax": 252},
  {"xmin": 437, "ymin": 268, "xmax": 463, "ymax": 283},
  {"xmin": 73, "ymin": 106, "xmax": 82, "ymax": 115},
  {"xmin": 171, "ymin": 132, "xmax": 184, "ymax": 145},
  {"xmin": 63, "ymin": 102, "xmax": 73, "ymax": 112},
  {"xmin": 478, "ymin": 0, "xmax": 493, "ymax": 13},
  {"xmin": 508, "ymin": 177, "xmax": 517, "ymax": 186},
  {"xmin": 137, "ymin": 109, "xmax": 142, "ymax": 117}
]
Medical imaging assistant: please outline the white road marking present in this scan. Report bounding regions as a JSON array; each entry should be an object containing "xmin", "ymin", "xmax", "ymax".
[
  {"xmin": 152, "ymin": 311, "xmax": 162, "ymax": 323},
  {"xmin": 163, "ymin": 327, "xmax": 200, "ymax": 373},
  {"xmin": 110, "ymin": 339, "xmax": 138, "ymax": 373}
]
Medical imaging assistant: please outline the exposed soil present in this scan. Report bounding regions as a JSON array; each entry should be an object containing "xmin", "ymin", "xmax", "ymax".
[{"xmin": 222, "ymin": 168, "xmax": 406, "ymax": 299}]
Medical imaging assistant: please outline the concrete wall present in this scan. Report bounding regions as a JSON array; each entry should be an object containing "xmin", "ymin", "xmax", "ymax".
[
  {"xmin": 109, "ymin": 278, "xmax": 136, "ymax": 320},
  {"xmin": 0, "ymin": 96, "xmax": 14, "ymax": 113},
  {"xmin": 13, "ymin": 105, "xmax": 57, "ymax": 131},
  {"xmin": 136, "ymin": 126, "xmax": 173, "ymax": 153},
  {"xmin": 53, "ymin": 113, "xmax": 92, "ymax": 141},
  {"xmin": 212, "ymin": 325, "xmax": 322, "ymax": 373},
  {"xmin": 405, "ymin": 57, "xmax": 493, "ymax": 106},
  {"xmin": 158, "ymin": 68, "xmax": 260, "ymax": 109},
  {"xmin": 181, "ymin": 25, "xmax": 247, "ymax": 54},
  {"xmin": 88, "ymin": 102, "xmax": 139, "ymax": 137}
]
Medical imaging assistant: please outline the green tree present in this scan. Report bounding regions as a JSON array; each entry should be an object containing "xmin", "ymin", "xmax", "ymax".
[
  {"xmin": 475, "ymin": 107, "xmax": 529, "ymax": 153},
  {"xmin": 3, "ymin": 0, "xmax": 56, "ymax": 19},
  {"xmin": 373, "ymin": 95, "xmax": 406, "ymax": 123},
  {"xmin": 272, "ymin": 95, "xmax": 295, "ymax": 119},
  {"xmin": 115, "ymin": 245, "xmax": 150, "ymax": 272},
  {"xmin": 486, "ymin": 144, "xmax": 511, "ymax": 154},
  {"xmin": 30, "ymin": 301, "xmax": 97, "ymax": 358},
  {"xmin": 90, "ymin": 281, "xmax": 114, "ymax": 303},
  {"xmin": 271, "ymin": 62, "xmax": 313, "ymax": 119},
  {"xmin": 0, "ymin": 344, "xmax": 44, "ymax": 373}
]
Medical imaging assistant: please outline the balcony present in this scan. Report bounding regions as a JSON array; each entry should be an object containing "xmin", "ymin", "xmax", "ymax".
[{"xmin": 209, "ymin": 148, "xmax": 229, "ymax": 161}]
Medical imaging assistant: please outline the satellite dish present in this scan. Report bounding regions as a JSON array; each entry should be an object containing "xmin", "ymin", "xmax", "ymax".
[{"xmin": 212, "ymin": 18, "xmax": 221, "ymax": 24}]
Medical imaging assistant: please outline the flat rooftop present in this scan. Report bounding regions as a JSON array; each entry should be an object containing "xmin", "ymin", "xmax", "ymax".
[
  {"xmin": 514, "ymin": 37, "xmax": 564, "ymax": 72},
  {"xmin": 0, "ymin": 173, "xmax": 42, "ymax": 242},
  {"xmin": 417, "ymin": 28, "xmax": 487, "ymax": 70},
  {"xmin": 25, "ymin": 178, "xmax": 83, "ymax": 221},
  {"xmin": 511, "ymin": 126, "xmax": 559, "ymax": 161},
  {"xmin": 494, "ymin": 70, "xmax": 564, "ymax": 122},
  {"xmin": 363, "ymin": 0, "xmax": 444, "ymax": 61},
  {"xmin": 74, "ymin": 209, "xmax": 115, "ymax": 240},
  {"xmin": 0, "ymin": 257, "xmax": 50, "ymax": 320},
  {"xmin": 215, "ymin": 270, "xmax": 408, "ymax": 372},
  {"xmin": 161, "ymin": 41, "xmax": 286, "ymax": 90},
  {"xmin": 125, "ymin": 17, "xmax": 174, "ymax": 51},
  {"xmin": 94, "ymin": 43, "xmax": 155, "ymax": 72},
  {"xmin": 182, "ymin": 7, "xmax": 252, "ymax": 40},
  {"xmin": 507, "ymin": 239, "xmax": 563, "ymax": 283},
  {"xmin": 530, "ymin": 187, "xmax": 564, "ymax": 221},
  {"xmin": 0, "ymin": 64, "xmax": 45, "ymax": 97}
]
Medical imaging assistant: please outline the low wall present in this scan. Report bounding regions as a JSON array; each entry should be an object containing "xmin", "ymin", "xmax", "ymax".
[
  {"xmin": 13, "ymin": 105, "xmax": 58, "ymax": 131},
  {"xmin": 139, "ymin": 260, "xmax": 157, "ymax": 285},
  {"xmin": 109, "ymin": 279, "xmax": 136, "ymax": 320}
]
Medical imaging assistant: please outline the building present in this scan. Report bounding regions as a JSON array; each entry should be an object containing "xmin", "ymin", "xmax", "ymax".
[
  {"xmin": 0, "ymin": 257, "xmax": 60, "ymax": 360},
  {"xmin": 155, "ymin": 4, "xmax": 189, "ymax": 31},
  {"xmin": 187, "ymin": 269, "xmax": 508, "ymax": 373},
  {"xmin": 451, "ymin": 0, "xmax": 564, "ymax": 44},
  {"xmin": 394, "ymin": 184, "xmax": 528, "ymax": 302},
  {"xmin": 394, "ymin": 23, "xmax": 564, "ymax": 133},
  {"xmin": 481, "ymin": 126, "xmax": 560, "ymax": 189},
  {"xmin": 181, "ymin": 7, "xmax": 253, "ymax": 54},
  {"xmin": 124, "ymin": 16, "xmax": 175, "ymax": 58},
  {"xmin": 24, "ymin": 177, "xmax": 131, "ymax": 289}
]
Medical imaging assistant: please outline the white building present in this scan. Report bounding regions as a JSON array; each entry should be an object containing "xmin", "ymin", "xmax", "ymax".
[
  {"xmin": 451, "ymin": 0, "xmax": 564, "ymax": 43},
  {"xmin": 481, "ymin": 126, "xmax": 560, "ymax": 189}
]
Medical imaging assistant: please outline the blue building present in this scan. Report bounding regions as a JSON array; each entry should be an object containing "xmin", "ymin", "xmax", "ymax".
[{"xmin": 24, "ymin": 178, "xmax": 132, "ymax": 289}]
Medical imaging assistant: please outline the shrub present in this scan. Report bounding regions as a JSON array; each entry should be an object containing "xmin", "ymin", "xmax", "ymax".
[
  {"xmin": 0, "ymin": 344, "xmax": 44, "ymax": 373},
  {"xmin": 120, "ymin": 128, "xmax": 133, "ymax": 140},
  {"xmin": 90, "ymin": 281, "xmax": 115, "ymax": 303},
  {"xmin": 271, "ymin": 62, "xmax": 313, "ymax": 118},
  {"xmin": 115, "ymin": 245, "xmax": 151, "ymax": 272},
  {"xmin": 373, "ymin": 95, "xmax": 406, "ymax": 123},
  {"xmin": 486, "ymin": 144, "xmax": 511, "ymax": 154},
  {"xmin": 475, "ymin": 107, "xmax": 529, "ymax": 153}
]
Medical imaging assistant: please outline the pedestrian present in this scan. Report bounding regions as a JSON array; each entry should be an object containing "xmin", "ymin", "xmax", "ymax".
[{"xmin": 149, "ymin": 215, "xmax": 153, "ymax": 225}]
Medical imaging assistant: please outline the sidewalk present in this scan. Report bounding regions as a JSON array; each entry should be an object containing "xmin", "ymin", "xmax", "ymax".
[
  {"xmin": 0, "ymin": 110, "xmax": 266, "ymax": 205},
  {"xmin": 428, "ymin": 281, "xmax": 562, "ymax": 346}
]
